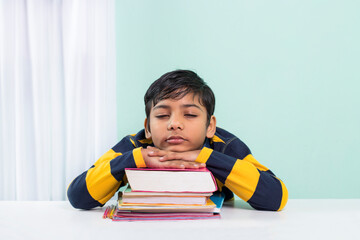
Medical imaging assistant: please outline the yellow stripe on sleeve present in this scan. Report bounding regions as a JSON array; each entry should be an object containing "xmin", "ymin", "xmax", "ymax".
[
  {"xmin": 94, "ymin": 149, "xmax": 122, "ymax": 166},
  {"xmin": 86, "ymin": 161, "xmax": 121, "ymax": 205},
  {"xmin": 242, "ymin": 154, "xmax": 269, "ymax": 172},
  {"xmin": 277, "ymin": 178, "xmax": 288, "ymax": 211},
  {"xmin": 85, "ymin": 149, "xmax": 123, "ymax": 204},
  {"xmin": 225, "ymin": 159, "xmax": 260, "ymax": 202},
  {"xmin": 133, "ymin": 147, "xmax": 147, "ymax": 168},
  {"xmin": 195, "ymin": 147, "xmax": 213, "ymax": 164}
]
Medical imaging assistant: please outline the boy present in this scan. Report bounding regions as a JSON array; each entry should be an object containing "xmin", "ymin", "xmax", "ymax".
[{"xmin": 67, "ymin": 70, "xmax": 288, "ymax": 211}]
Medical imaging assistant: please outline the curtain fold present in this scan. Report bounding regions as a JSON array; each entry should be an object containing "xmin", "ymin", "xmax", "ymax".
[{"xmin": 0, "ymin": 0, "xmax": 117, "ymax": 200}]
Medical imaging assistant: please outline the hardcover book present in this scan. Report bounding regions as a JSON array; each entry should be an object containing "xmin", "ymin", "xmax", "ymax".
[
  {"xmin": 121, "ymin": 187, "xmax": 211, "ymax": 205},
  {"xmin": 124, "ymin": 168, "xmax": 217, "ymax": 193}
]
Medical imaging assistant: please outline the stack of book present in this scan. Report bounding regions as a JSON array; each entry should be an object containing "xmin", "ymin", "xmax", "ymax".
[{"xmin": 111, "ymin": 168, "xmax": 224, "ymax": 221}]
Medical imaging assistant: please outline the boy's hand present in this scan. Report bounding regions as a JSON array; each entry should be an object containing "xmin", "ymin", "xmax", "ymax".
[
  {"xmin": 150, "ymin": 148, "xmax": 201, "ymax": 162},
  {"xmin": 142, "ymin": 146, "xmax": 205, "ymax": 169}
]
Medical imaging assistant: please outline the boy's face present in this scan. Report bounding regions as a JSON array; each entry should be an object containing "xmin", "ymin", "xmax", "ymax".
[{"xmin": 145, "ymin": 93, "xmax": 216, "ymax": 152}]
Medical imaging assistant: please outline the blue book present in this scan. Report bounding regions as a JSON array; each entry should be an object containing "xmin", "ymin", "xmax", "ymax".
[{"xmin": 210, "ymin": 192, "xmax": 225, "ymax": 213}]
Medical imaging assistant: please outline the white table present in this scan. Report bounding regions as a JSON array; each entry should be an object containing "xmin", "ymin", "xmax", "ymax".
[{"xmin": 0, "ymin": 199, "xmax": 359, "ymax": 240}]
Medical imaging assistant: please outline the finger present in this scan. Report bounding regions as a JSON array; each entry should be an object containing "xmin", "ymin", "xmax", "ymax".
[
  {"xmin": 158, "ymin": 152, "xmax": 184, "ymax": 162},
  {"xmin": 147, "ymin": 147, "xmax": 162, "ymax": 156},
  {"xmin": 148, "ymin": 151, "xmax": 159, "ymax": 156},
  {"xmin": 148, "ymin": 150, "xmax": 167, "ymax": 157},
  {"xmin": 161, "ymin": 161, "xmax": 206, "ymax": 169},
  {"xmin": 198, "ymin": 163, "xmax": 206, "ymax": 168},
  {"xmin": 158, "ymin": 156, "xmax": 168, "ymax": 162},
  {"xmin": 160, "ymin": 151, "xmax": 200, "ymax": 162},
  {"xmin": 185, "ymin": 162, "xmax": 207, "ymax": 169},
  {"xmin": 162, "ymin": 161, "xmax": 186, "ymax": 169},
  {"xmin": 159, "ymin": 155, "xmax": 194, "ymax": 162},
  {"xmin": 180, "ymin": 161, "xmax": 200, "ymax": 169}
]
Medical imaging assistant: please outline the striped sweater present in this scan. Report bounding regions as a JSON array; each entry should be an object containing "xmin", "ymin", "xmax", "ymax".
[{"xmin": 67, "ymin": 127, "xmax": 288, "ymax": 211}]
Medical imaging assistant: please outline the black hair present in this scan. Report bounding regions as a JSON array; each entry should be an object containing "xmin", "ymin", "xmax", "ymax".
[{"xmin": 144, "ymin": 70, "xmax": 215, "ymax": 129}]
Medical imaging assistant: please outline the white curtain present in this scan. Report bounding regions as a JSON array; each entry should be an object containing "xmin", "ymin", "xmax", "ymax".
[{"xmin": 0, "ymin": 0, "xmax": 117, "ymax": 200}]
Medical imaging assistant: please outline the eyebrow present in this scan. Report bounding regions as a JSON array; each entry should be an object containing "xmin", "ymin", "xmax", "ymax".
[{"xmin": 153, "ymin": 104, "xmax": 203, "ymax": 112}]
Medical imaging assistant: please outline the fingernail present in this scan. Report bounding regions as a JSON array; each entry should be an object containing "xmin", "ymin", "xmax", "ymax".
[
  {"xmin": 159, "ymin": 157, "xmax": 164, "ymax": 160},
  {"xmin": 149, "ymin": 151, "xmax": 154, "ymax": 154}
]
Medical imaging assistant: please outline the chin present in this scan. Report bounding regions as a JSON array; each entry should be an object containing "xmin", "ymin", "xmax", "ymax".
[
  {"xmin": 165, "ymin": 145, "xmax": 201, "ymax": 152},
  {"xmin": 166, "ymin": 147, "xmax": 188, "ymax": 152}
]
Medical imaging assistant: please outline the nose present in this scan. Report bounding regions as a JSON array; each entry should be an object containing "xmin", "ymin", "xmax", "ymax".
[{"xmin": 168, "ymin": 115, "xmax": 184, "ymax": 130}]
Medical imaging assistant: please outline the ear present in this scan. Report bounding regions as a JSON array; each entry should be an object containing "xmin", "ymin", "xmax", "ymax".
[
  {"xmin": 206, "ymin": 115, "xmax": 217, "ymax": 138},
  {"xmin": 144, "ymin": 118, "xmax": 152, "ymax": 139}
]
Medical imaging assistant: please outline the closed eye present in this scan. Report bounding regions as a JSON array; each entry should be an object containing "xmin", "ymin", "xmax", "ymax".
[
  {"xmin": 185, "ymin": 114, "xmax": 197, "ymax": 118},
  {"xmin": 155, "ymin": 115, "xmax": 169, "ymax": 119}
]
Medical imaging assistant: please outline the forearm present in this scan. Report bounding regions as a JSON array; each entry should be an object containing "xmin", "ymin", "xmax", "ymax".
[
  {"xmin": 67, "ymin": 148, "xmax": 146, "ymax": 209},
  {"xmin": 196, "ymin": 147, "xmax": 288, "ymax": 211}
]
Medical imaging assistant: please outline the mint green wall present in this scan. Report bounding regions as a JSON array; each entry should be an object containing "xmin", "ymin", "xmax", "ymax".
[{"xmin": 116, "ymin": 1, "xmax": 360, "ymax": 198}]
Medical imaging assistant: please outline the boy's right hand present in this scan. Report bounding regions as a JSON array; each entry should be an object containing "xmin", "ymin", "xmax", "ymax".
[{"xmin": 141, "ymin": 147, "xmax": 203, "ymax": 169}]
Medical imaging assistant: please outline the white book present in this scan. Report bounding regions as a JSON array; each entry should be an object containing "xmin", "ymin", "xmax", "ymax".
[{"xmin": 125, "ymin": 168, "xmax": 217, "ymax": 193}]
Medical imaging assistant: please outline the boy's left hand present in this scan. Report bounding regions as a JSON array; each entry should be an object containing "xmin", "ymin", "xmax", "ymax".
[{"xmin": 147, "ymin": 146, "xmax": 203, "ymax": 166}]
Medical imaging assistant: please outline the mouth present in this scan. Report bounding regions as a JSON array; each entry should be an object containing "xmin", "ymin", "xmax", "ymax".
[{"xmin": 166, "ymin": 136, "xmax": 186, "ymax": 144}]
